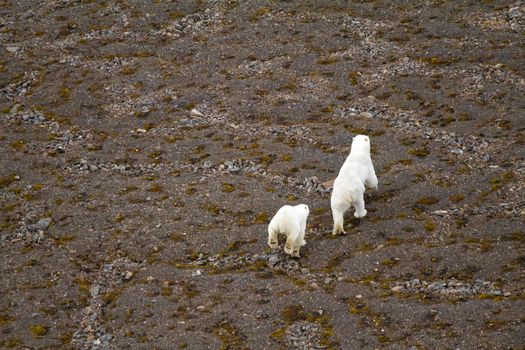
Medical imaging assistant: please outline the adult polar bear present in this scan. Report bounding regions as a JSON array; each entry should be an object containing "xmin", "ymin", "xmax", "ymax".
[
  {"xmin": 331, "ymin": 135, "xmax": 378, "ymax": 235},
  {"xmin": 268, "ymin": 204, "xmax": 309, "ymax": 257}
]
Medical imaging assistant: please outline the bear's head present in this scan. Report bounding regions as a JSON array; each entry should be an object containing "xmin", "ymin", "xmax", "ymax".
[
  {"xmin": 351, "ymin": 134, "xmax": 371, "ymax": 154},
  {"xmin": 297, "ymin": 204, "xmax": 309, "ymax": 216}
]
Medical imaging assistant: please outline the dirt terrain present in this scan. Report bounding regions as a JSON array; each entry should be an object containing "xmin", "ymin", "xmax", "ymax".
[{"xmin": 1, "ymin": 0, "xmax": 524, "ymax": 349}]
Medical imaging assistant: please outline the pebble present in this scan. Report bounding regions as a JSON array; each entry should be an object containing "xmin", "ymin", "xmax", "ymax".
[
  {"xmin": 28, "ymin": 217, "xmax": 52, "ymax": 231},
  {"xmin": 190, "ymin": 108, "xmax": 204, "ymax": 117},
  {"xmin": 192, "ymin": 269, "xmax": 202, "ymax": 277},
  {"xmin": 90, "ymin": 284, "xmax": 101, "ymax": 298}
]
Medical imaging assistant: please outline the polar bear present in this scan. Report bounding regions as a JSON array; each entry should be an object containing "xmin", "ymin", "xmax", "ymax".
[
  {"xmin": 268, "ymin": 204, "xmax": 309, "ymax": 258},
  {"xmin": 331, "ymin": 135, "xmax": 378, "ymax": 235}
]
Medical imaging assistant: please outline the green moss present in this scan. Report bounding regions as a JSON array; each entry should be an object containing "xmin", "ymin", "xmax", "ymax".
[
  {"xmin": 161, "ymin": 287, "xmax": 173, "ymax": 296},
  {"xmin": 281, "ymin": 154, "xmax": 292, "ymax": 162},
  {"xmin": 254, "ymin": 212, "xmax": 269, "ymax": 224},
  {"xmin": 119, "ymin": 186, "xmax": 139, "ymax": 194},
  {"xmin": 449, "ymin": 194, "xmax": 464, "ymax": 203},
  {"xmin": 114, "ymin": 213, "xmax": 125, "ymax": 223},
  {"xmin": 317, "ymin": 55, "xmax": 338, "ymax": 65},
  {"xmin": 58, "ymin": 86, "xmax": 71, "ymax": 100},
  {"xmin": 222, "ymin": 183, "xmax": 235, "ymax": 193},
  {"xmin": 313, "ymin": 208, "xmax": 327, "ymax": 215},
  {"xmin": 250, "ymin": 7, "xmax": 271, "ymax": 21},
  {"xmin": 2, "ymin": 339, "xmax": 21, "ymax": 348},
  {"xmin": 417, "ymin": 196, "xmax": 439, "ymax": 206},
  {"xmin": 74, "ymin": 277, "xmax": 91, "ymax": 293},
  {"xmin": 0, "ymin": 173, "xmax": 19, "ymax": 188},
  {"xmin": 378, "ymin": 335, "xmax": 391, "ymax": 343},
  {"xmin": 419, "ymin": 56, "xmax": 458, "ymax": 65},
  {"xmin": 282, "ymin": 304, "xmax": 307, "ymax": 324},
  {"xmin": 424, "ymin": 220, "xmax": 436, "ymax": 232},
  {"xmin": 10, "ymin": 140, "xmax": 25, "ymax": 151},
  {"xmin": 271, "ymin": 327, "xmax": 286, "ymax": 340},
  {"xmin": 185, "ymin": 187, "xmax": 196, "ymax": 195},
  {"xmin": 407, "ymin": 147, "xmax": 429, "ymax": 158},
  {"xmin": 59, "ymin": 332, "xmax": 72, "ymax": 344},
  {"xmin": 29, "ymin": 324, "xmax": 48, "ymax": 337},
  {"xmin": 121, "ymin": 66, "xmax": 136, "ymax": 75},
  {"xmin": 147, "ymin": 183, "xmax": 163, "ymax": 192},
  {"xmin": 348, "ymin": 71, "xmax": 359, "ymax": 85},
  {"xmin": 381, "ymin": 258, "xmax": 399, "ymax": 268}
]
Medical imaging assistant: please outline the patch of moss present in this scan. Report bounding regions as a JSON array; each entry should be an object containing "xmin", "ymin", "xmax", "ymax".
[
  {"xmin": 29, "ymin": 324, "xmax": 48, "ymax": 337},
  {"xmin": 424, "ymin": 220, "xmax": 436, "ymax": 232},
  {"xmin": 0, "ymin": 173, "xmax": 19, "ymax": 188},
  {"xmin": 161, "ymin": 287, "xmax": 173, "ymax": 296},
  {"xmin": 250, "ymin": 7, "xmax": 271, "ymax": 21},
  {"xmin": 148, "ymin": 183, "xmax": 163, "ymax": 192},
  {"xmin": 74, "ymin": 277, "xmax": 91, "ymax": 293},
  {"xmin": 417, "ymin": 196, "xmax": 439, "ymax": 206},
  {"xmin": 59, "ymin": 332, "xmax": 72, "ymax": 344},
  {"xmin": 222, "ymin": 183, "xmax": 235, "ymax": 193},
  {"xmin": 381, "ymin": 258, "xmax": 399, "ymax": 268},
  {"xmin": 317, "ymin": 55, "xmax": 338, "ymax": 65},
  {"xmin": 407, "ymin": 147, "xmax": 429, "ymax": 158},
  {"xmin": 58, "ymin": 86, "xmax": 71, "ymax": 99},
  {"xmin": 254, "ymin": 212, "xmax": 269, "ymax": 224},
  {"xmin": 449, "ymin": 194, "xmax": 464, "ymax": 203},
  {"xmin": 281, "ymin": 154, "xmax": 292, "ymax": 162},
  {"xmin": 2, "ymin": 339, "xmax": 21, "ymax": 348},
  {"xmin": 10, "ymin": 140, "xmax": 25, "ymax": 151}
]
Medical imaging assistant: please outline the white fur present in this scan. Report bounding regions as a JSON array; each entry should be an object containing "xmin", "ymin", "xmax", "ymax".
[
  {"xmin": 268, "ymin": 204, "xmax": 309, "ymax": 257},
  {"xmin": 331, "ymin": 135, "xmax": 378, "ymax": 235}
]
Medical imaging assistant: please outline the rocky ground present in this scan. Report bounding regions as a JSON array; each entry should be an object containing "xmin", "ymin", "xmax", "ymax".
[{"xmin": 1, "ymin": 0, "xmax": 524, "ymax": 349}]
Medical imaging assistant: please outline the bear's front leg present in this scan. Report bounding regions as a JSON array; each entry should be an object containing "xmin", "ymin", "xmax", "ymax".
[
  {"xmin": 268, "ymin": 228, "xmax": 279, "ymax": 249},
  {"xmin": 367, "ymin": 173, "xmax": 378, "ymax": 190}
]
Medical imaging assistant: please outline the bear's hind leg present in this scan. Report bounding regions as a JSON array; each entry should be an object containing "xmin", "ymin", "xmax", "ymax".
[
  {"xmin": 353, "ymin": 191, "xmax": 367, "ymax": 218},
  {"xmin": 331, "ymin": 203, "xmax": 348, "ymax": 235},
  {"xmin": 284, "ymin": 230, "xmax": 299, "ymax": 256}
]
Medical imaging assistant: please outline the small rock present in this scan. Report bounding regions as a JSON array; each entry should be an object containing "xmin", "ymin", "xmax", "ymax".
[
  {"xmin": 90, "ymin": 284, "xmax": 100, "ymax": 298},
  {"xmin": 190, "ymin": 108, "xmax": 204, "ymax": 117},
  {"xmin": 29, "ymin": 218, "xmax": 52, "ymax": 231},
  {"xmin": 192, "ymin": 269, "xmax": 202, "ymax": 277},
  {"xmin": 124, "ymin": 271, "xmax": 133, "ymax": 280},
  {"xmin": 503, "ymin": 292, "xmax": 511, "ymax": 297},
  {"xmin": 268, "ymin": 255, "xmax": 280, "ymax": 267},
  {"xmin": 6, "ymin": 46, "xmax": 19, "ymax": 53},
  {"xmin": 309, "ymin": 282, "xmax": 319, "ymax": 289},
  {"xmin": 391, "ymin": 286, "xmax": 402, "ymax": 292},
  {"xmin": 432, "ymin": 210, "xmax": 448, "ymax": 216}
]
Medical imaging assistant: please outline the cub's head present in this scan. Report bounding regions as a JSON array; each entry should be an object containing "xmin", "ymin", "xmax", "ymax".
[
  {"xmin": 296, "ymin": 204, "xmax": 309, "ymax": 216},
  {"xmin": 351, "ymin": 134, "xmax": 371, "ymax": 154}
]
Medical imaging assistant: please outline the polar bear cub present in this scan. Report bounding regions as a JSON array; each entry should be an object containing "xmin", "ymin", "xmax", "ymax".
[
  {"xmin": 331, "ymin": 135, "xmax": 378, "ymax": 235},
  {"xmin": 268, "ymin": 204, "xmax": 309, "ymax": 257}
]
